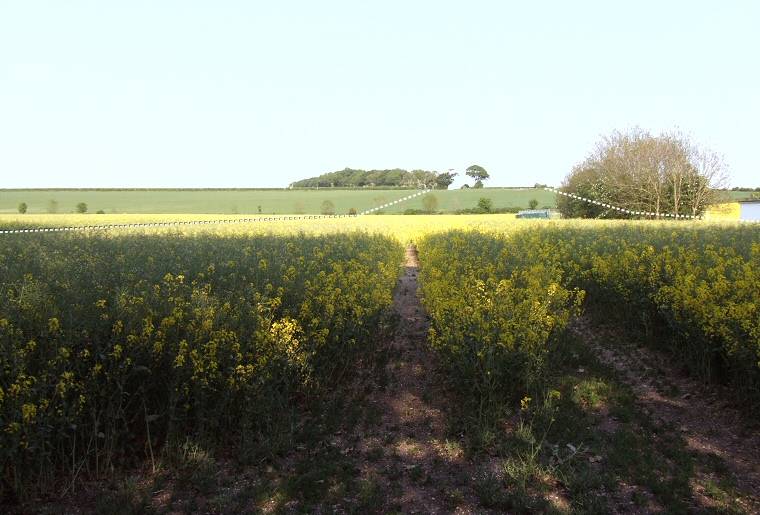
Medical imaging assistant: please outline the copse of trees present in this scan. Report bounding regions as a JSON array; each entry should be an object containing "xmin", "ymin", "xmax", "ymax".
[
  {"xmin": 558, "ymin": 127, "xmax": 729, "ymax": 219},
  {"xmin": 291, "ymin": 168, "xmax": 455, "ymax": 189}
]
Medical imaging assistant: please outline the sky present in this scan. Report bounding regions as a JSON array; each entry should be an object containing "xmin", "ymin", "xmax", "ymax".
[{"xmin": 1, "ymin": 0, "xmax": 758, "ymax": 189}]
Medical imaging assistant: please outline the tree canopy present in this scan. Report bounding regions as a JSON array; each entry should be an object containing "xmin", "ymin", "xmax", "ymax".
[
  {"xmin": 557, "ymin": 128, "xmax": 729, "ymax": 219},
  {"xmin": 291, "ymin": 168, "xmax": 438, "ymax": 188},
  {"xmin": 465, "ymin": 165, "xmax": 489, "ymax": 188},
  {"xmin": 435, "ymin": 171, "xmax": 457, "ymax": 189}
]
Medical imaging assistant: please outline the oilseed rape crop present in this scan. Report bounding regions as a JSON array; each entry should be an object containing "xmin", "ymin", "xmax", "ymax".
[
  {"xmin": 2, "ymin": 213, "xmax": 760, "ymax": 503},
  {"xmin": 460, "ymin": 221, "xmax": 760, "ymax": 405},
  {"xmin": 0, "ymin": 227, "xmax": 403, "ymax": 500},
  {"xmin": 414, "ymin": 220, "xmax": 760, "ymax": 422},
  {"xmin": 417, "ymin": 230, "xmax": 585, "ymax": 417},
  {"xmin": 532, "ymin": 221, "xmax": 760, "ymax": 394}
]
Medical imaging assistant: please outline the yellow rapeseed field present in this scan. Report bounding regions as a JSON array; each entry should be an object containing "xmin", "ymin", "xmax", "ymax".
[{"xmin": 2, "ymin": 212, "xmax": 759, "ymax": 501}]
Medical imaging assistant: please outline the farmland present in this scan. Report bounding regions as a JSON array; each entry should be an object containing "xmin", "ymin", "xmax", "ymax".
[
  {"xmin": 2, "ymin": 213, "xmax": 760, "ymax": 512},
  {"xmin": 0, "ymin": 187, "xmax": 558, "ymax": 215}
]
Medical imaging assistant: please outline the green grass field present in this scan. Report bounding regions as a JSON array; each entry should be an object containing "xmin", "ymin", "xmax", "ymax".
[{"xmin": 0, "ymin": 188, "xmax": 557, "ymax": 215}]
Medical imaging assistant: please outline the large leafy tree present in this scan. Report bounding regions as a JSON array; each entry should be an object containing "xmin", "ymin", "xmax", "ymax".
[
  {"xmin": 465, "ymin": 165, "xmax": 489, "ymax": 188},
  {"xmin": 435, "ymin": 171, "xmax": 457, "ymax": 189},
  {"xmin": 558, "ymin": 128, "xmax": 729, "ymax": 219}
]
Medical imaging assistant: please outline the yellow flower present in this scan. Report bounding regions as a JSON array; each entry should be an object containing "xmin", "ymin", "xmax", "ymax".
[{"xmin": 22, "ymin": 404, "xmax": 37, "ymax": 423}]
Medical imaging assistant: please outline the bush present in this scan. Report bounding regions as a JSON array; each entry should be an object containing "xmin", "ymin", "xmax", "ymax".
[
  {"xmin": 321, "ymin": 199, "xmax": 335, "ymax": 215},
  {"xmin": 76, "ymin": 202, "xmax": 87, "ymax": 214},
  {"xmin": 477, "ymin": 197, "xmax": 494, "ymax": 213},
  {"xmin": 422, "ymin": 193, "xmax": 439, "ymax": 213},
  {"xmin": 17, "ymin": 203, "xmax": 27, "ymax": 214}
]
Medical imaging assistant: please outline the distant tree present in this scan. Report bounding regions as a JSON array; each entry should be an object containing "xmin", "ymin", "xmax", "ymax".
[
  {"xmin": 466, "ymin": 165, "xmax": 490, "ymax": 188},
  {"xmin": 422, "ymin": 194, "xmax": 439, "ymax": 213},
  {"xmin": 293, "ymin": 202, "xmax": 305, "ymax": 214},
  {"xmin": 528, "ymin": 198, "xmax": 539, "ymax": 209},
  {"xmin": 18, "ymin": 202, "xmax": 27, "ymax": 214},
  {"xmin": 96, "ymin": 210, "xmax": 105, "ymax": 214},
  {"xmin": 435, "ymin": 171, "xmax": 458, "ymax": 189},
  {"xmin": 321, "ymin": 199, "xmax": 335, "ymax": 215},
  {"xmin": 348, "ymin": 207, "xmax": 357, "ymax": 216},
  {"xmin": 76, "ymin": 202, "xmax": 87, "ymax": 213},
  {"xmin": 47, "ymin": 199, "xmax": 59, "ymax": 214},
  {"xmin": 477, "ymin": 197, "xmax": 494, "ymax": 213}
]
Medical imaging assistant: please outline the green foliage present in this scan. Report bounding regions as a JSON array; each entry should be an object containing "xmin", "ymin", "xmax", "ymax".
[
  {"xmin": 291, "ymin": 167, "xmax": 437, "ymax": 188},
  {"xmin": 320, "ymin": 199, "xmax": 335, "ymax": 215},
  {"xmin": 528, "ymin": 198, "xmax": 538, "ymax": 209},
  {"xmin": 435, "ymin": 172, "xmax": 457, "ymax": 189},
  {"xmin": 17, "ymin": 203, "xmax": 27, "ymax": 214},
  {"xmin": 476, "ymin": 197, "xmax": 493, "ymax": 213},
  {"xmin": 422, "ymin": 193, "xmax": 439, "ymax": 213},
  {"xmin": 47, "ymin": 199, "xmax": 59, "ymax": 214},
  {"xmin": 76, "ymin": 202, "xmax": 87, "ymax": 214},
  {"xmin": 466, "ymin": 165, "xmax": 489, "ymax": 188}
]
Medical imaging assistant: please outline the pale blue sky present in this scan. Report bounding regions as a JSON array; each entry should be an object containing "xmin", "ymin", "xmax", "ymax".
[{"xmin": 1, "ymin": 0, "xmax": 758, "ymax": 189}]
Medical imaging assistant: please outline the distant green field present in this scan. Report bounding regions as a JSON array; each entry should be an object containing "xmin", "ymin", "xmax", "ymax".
[
  {"xmin": 728, "ymin": 190, "xmax": 759, "ymax": 201},
  {"xmin": 0, "ymin": 188, "xmax": 557, "ymax": 215}
]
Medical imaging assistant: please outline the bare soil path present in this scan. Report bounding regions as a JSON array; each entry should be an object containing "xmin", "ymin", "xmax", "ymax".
[
  {"xmin": 572, "ymin": 315, "xmax": 760, "ymax": 513},
  {"xmin": 338, "ymin": 243, "xmax": 487, "ymax": 514}
]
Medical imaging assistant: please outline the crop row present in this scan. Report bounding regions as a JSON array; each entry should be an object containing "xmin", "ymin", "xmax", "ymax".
[
  {"xmin": 416, "ymin": 230, "xmax": 585, "ymax": 417},
  {"xmin": 521, "ymin": 221, "xmax": 760, "ymax": 393},
  {"xmin": 417, "ymin": 221, "xmax": 760, "ymax": 418},
  {"xmin": 0, "ymin": 229, "xmax": 403, "ymax": 500}
]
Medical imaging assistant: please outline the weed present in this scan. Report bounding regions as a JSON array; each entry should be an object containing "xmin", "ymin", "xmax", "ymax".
[{"xmin": 474, "ymin": 471, "xmax": 503, "ymax": 507}]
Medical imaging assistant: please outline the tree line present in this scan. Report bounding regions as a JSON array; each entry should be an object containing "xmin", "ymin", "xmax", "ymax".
[
  {"xmin": 290, "ymin": 165, "xmax": 493, "ymax": 190},
  {"xmin": 290, "ymin": 168, "xmax": 460, "ymax": 189}
]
